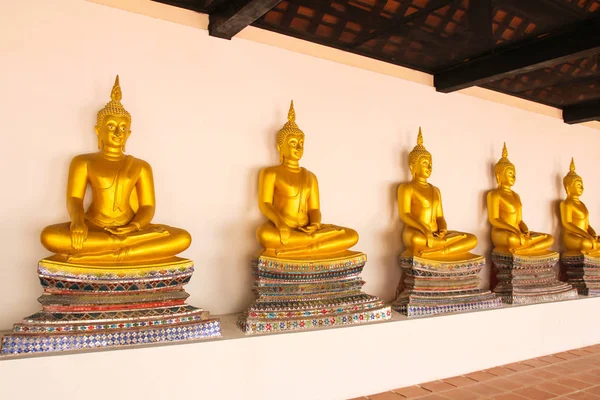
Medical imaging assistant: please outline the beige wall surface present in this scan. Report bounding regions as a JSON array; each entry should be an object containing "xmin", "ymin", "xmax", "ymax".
[{"xmin": 1, "ymin": 0, "xmax": 600, "ymax": 329}]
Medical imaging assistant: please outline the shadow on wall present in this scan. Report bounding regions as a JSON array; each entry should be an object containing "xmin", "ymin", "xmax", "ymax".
[
  {"xmin": 480, "ymin": 154, "xmax": 498, "ymax": 290},
  {"xmin": 377, "ymin": 147, "xmax": 411, "ymax": 301}
]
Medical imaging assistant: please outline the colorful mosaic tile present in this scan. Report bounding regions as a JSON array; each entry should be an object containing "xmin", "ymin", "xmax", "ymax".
[
  {"xmin": 0, "ymin": 258, "xmax": 221, "ymax": 356},
  {"xmin": 240, "ymin": 252, "xmax": 391, "ymax": 334},
  {"xmin": 491, "ymin": 251, "xmax": 578, "ymax": 304},
  {"xmin": 393, "ymin": 254, "xmax": 502, "ymax": 317},
  {"xmin": 561, "ymin": 254, "xmax": 600, "ymax": 296},
  {"xmin": 2, "ymin": 320, "xmax": 221, "ymax": 355}
]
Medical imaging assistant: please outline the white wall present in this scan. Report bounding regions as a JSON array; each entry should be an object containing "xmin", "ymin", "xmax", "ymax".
[{"xmin": 1, "ymin": 0, "xmax": 600, "ymax": 329}]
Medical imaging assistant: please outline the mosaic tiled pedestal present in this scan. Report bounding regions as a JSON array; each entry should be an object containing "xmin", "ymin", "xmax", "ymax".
[
  {"xmin": 491, "ymin": 251, "xmax": 578, "ymax": 304},
  {"xmin": 238, "ymin": 251, "xmax": 391, "ymax": 334},
  {"xmin": 0, "ymin": 257, "xmax": 221, "ymax": 355},
  {"xmin": 392, "ymin": 254, "xmax": 501, "ymax": 317},
  {"xmin": 561, "ymin": 254, "xmax": 600, "ymax": 296}
]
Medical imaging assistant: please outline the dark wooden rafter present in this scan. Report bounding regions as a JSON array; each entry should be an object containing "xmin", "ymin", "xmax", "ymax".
[
  {"xmin": 465, "ymin": 0, "xmax": 494, "ymax": 54},
  {"xmin": 351, "ymin": 0, "xmax": 462, "ymax": 48},
  {"xmin": 434, "ymin": 17, "xmax": 600, "ymax": 93},
  {"xmin": 563, "ymin": 98, "xmax": 600, "ymax": 124},
  {"xmin": 209, "ymin": 0, "xmax": 283, "ymax": 39}
]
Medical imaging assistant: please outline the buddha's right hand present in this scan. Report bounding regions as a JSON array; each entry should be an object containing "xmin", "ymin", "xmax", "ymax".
[
  {"xmin": 426, "ymin": 232, "xmax": 435, "ymax": 248},
  {"xmin": 277, "ymin": 223, "xmax": 290, "ymax": 245},
  {"xmin": 70, "ymin": 219, "xmax": 88, "ymax": 250}
]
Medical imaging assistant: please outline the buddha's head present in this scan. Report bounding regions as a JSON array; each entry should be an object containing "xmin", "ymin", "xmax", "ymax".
[
  {"xmin": 564, "ymin": 158, "xmax": 584, "ymax": 197},
  {"xmin": 277, "ymin": 101, "xmax": 305, "ymax": 163},
  {"xmin": 408, "ymin": 127, "xmax": 432, "ymax": 180},
  {"xmin": 95, "ymin": 75, "xmax": 132, "ymax": 152},
  {"xmin": 494, "ymin": 143, "xmax": 516, "ymax": 187}
]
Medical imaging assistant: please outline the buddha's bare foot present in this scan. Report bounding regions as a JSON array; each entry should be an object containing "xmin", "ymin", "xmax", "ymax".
[
  {"xmin": 67, "ymin": 248, "xmax": 128, "ymax": 263},
  {"xmin": 419, "ymin": 247, "xmax": 449, "ymax": 257}
]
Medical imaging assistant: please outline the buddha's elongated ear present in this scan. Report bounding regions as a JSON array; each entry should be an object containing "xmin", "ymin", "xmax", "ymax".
[{"xmin": 95, "ymin": 125, "xmax": 103, "ymax": 150}]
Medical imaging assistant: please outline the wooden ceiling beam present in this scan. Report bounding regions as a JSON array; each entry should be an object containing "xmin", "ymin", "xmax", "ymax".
[
  {"xmin": 352, "ymin": 0, "xmax": 461, "ymax": 48},
  {"xmin": 563, "ymin": 99, "xmax": 600, "ymax": 124},
  {"xmin": 209, "ymin": 0, "xmax": 283, "ymax": 39},
  {"xmin": 434, "ymin": 17, "xmax": 600, "ymax": 93}
]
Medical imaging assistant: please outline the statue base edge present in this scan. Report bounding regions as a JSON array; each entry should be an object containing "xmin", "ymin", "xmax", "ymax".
[
  {"xmin": 392, "ymin": 292, "xmax": 502, "ymax": 317},
  {"xmin": 1, "ymin": 318, "xmax": 221, "ymax": 355},
  {"xmin": 561, "ymin": 254, "xmax": 600, "ymax": 296},
  {"xmin": 237, "ymin": 305, "xmax": 391, "ymax": 335}
]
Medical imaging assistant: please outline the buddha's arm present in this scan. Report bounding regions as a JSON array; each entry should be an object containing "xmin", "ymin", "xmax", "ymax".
[
  {"xmin": 131, "ymin": 162, "xmax": 155, "ymax": 228},
  {"xmin": 258, "ymin": 169, "xmax": 285, "ymax": 227},
  {"xmin": 106, "ymin": 162, "xmax": 155, "ymax": 235},
  {"xmin": 397, "ymin": 184, "xmax": 431, "ymax": 234},
  {"xmin": 433, "ymin": 187, "xmax": 448, "ymax": 235},
  {"xmin": 486, "ymin": 192, "xmax": 520, "ymax": 234},
  {"xmin": 66, "ymin": 156, "xmax": 89, "ymax": 249},
  {"xmin": 560, "ymin": 202, "xmax": 592, "ymax": 239},
  {"xmin": 516, "ymin": 201, "xmax": 529, "ymax": 234},
  {"xmin": 306, "ymin": 172, "xmax": 322, "ymax": 227}
]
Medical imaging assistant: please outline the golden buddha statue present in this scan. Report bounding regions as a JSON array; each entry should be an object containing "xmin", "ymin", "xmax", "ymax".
[
  {"xmin": 40, "ymin": 76, "xmax": 191, "ymax": 264},
  {"xmin": 560, "ymin": 158, "xmax": 600, "ymax": 256},
  {"xmin": 256, "ymin": 101, "xmax": 358, "ymax": 258},
  {"xmin": 487, "ymin": 143, "xmax": 554, "ymax": 255},
  {"xmin": 398, "ymin": 128, "xmax": 478, "ymax": 259}
]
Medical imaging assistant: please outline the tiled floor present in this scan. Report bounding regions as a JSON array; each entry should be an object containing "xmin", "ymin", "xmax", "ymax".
[{"xmin": 351, "ymin": 345, "xmax": 600, "ymax": 399}]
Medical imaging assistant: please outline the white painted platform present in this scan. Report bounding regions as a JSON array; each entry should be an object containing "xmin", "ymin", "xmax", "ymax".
[{"xmin": 1, "ymin": 297, "xmax": 599, "ymax": 400}]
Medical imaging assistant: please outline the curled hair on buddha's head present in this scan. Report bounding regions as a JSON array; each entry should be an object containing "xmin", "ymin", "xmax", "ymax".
[
  {"xmin": 408, "ymin": 127, "xmax": 432, "ymax": 176},
  {"xmin": 563, "ymin": 157, "xmax": 582, "ymax": 194},
  {"xmin": 96, "ymin": 75, "xmax": 131, "ymax": 129},
  {"xmin": 276, "ymin": 100, "xmax": 304, "ymax": 163},
  {"xmin": 494, "ymin": 142, "xmax": 515, "ymax": 185}
]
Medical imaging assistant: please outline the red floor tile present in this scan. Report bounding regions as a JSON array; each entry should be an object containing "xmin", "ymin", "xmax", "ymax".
[
  {"xmin": 417, "ymin": 395, "xmax": 450, "ymax": 400},
  {"xmin": 573, "ymin": 372, "xmax": 600, "ymax": 385},
  {"xmin": 537, "ymin": 355, "xmax": 566, "ymax": 364},
  {"xmin": 487, "ymin": 366, "xmax": 518, "ymax": 376},
  {"xmin": 465, "ymin": 371, "xmax": 498, "ymax": 382},
  {"xmin": 441, "ymin": 388, "xmax": 480, "ymax": 400},
  {"xmin": 532, "ymin": 381, "xmax": 575, "ymax": 396},
  {"xmin": 504, "ymin": 362, "xmax": 536, "ymax": 372},
  {"xmin": 391, "ymin": 386, "xmax": 431, "ymax": 398},
  {"xmin": 361, "ymin": 346, "xmax": 600, "ymax": 400},
  {"xmin": 487, "ymin": 377, "xmax": 527, "ymax": 391},
  {"xmin": 418, "ymin": 381, "xmax": 455, "ymax": 393},
  {"xmin": 521, "ymin": 359, "xmax": 552, "ymax": 368},
  {"xmin": 527, "ymin": 369, "xmax": 560, "ymax": 380},
  {"xmin": 565, "ymin": 392, "xmax": 600, "ymax": 400},
  {"xmin": 493, "ymin": 394, "xmax": 531, "ymax": 400},
  {"xmin": 467, "ymin": 382, "xmax": 504, "ymax": 396},
  {"xmin": 554, "ymin": 352, "xmax": 582, "ymax": 360},
  {"xmin": 554, "ymin": 377, "xmax": 594, "ymax": 390},
  {"xmin": 369, "ymin": 391, "xmax": 404, "ymax": 400},
  {"xmin": 441, "ymin": 376, "xmax": 477, "ymax": 387},
  {"xmin": 512, "ymin": 387, "xmax": 556, "ymax": 399}
]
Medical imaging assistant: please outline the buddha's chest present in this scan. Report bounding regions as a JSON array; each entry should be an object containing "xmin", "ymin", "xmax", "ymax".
[
  {"xmin": 571, "ymin": 202, "xmax": 588, "ymax": 219},
  {"xmin": 87, "ymin": 159, "xmax": 138, "ymax": 191},
  {"xmin": 498, "ymin": 193, "xmax": 520, "ymax": 213},
  {"xmin": 274, "ymin": 171, "xmax": 308, "ymax": 199},
  {"xmin": 411, "ymin": 185, "xmax": 435, "ymax": 209}
]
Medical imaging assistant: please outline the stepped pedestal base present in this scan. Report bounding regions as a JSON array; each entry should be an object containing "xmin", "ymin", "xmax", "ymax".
[
  {"xmin": 1, "ymin": 257, "xmax": 221, "ymax": 355},
  {"xmin": 491, "ymin": 251, "xmax": 578, "ymax": 304},
  {"xmin": 561, "ymin": 254, "xmax": 600, "ymax": 296},
  {"xmin": 238, "ymin": 251, "xmax": 391, "ymax": 334},
  {"xmin": 392, "ymin": 254, "xmax": 501, "ymax": 317}
]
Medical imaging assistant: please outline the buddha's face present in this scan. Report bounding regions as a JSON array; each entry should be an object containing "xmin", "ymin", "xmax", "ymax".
[
  {"xmin": 278, "ymin": 133, "xmax": 304, "ymax": 162},
  {"xmin": 569, "ymin": 179, "xmax": 584, "ymax": 197},
  {"xmin": 412, "ymin": 155, "xmax": 432, "ymax": 179},
  {"xmin": 95, "ymin": 115, "xmax": 131, "ymax": 150},
  {"xmin": 498, "ymin": 167, "xmax": 516, "ymax": 187}
]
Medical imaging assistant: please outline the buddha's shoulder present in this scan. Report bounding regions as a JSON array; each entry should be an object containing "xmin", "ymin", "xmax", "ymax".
[{"xmin": 259, "ymin": 165, "xmax": 280, "ymax": 176}]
